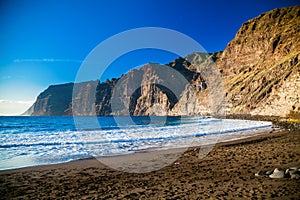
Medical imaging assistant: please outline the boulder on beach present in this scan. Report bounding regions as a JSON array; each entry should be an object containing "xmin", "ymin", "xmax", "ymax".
[
  {"xmin": 255, "ymin": 167, "xmax": 300, "ymax": 179},
  {"xmin": 269, "ymin": 168, "xmax": 285, "ymax": 179},
  {"xmin": 291, "ymin": 174, "xmax": 300, "ymax": 180},
  {"xmin": 266, "ymin": 170, "xmax": 273, "ymax": 175},
  {"xmin": 255, "ymin": 171, "xmax": 265, "ymax": 177}
]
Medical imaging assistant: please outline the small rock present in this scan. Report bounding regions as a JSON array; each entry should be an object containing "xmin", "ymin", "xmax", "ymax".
[
  {"xmin": 255, "ymin": 171, "xmax": 265, "ymax": 177},
  {"xmin": 266, "ymin": 170, "xmax": 273, "ymax": 175},
  {"xmin": 286, "ymin": 168, "xmax": 297, "ymax": 177},
  {"xmin": 289, "ymin": 167, "xmax": 298, "ymax": 170},
  {"xmin": 291, "ymin": 174, "xmax": 300, "ymax": 180},
  {"xmin": 269, "ymin": 168, "xmax": 285, "ymax": 178}
]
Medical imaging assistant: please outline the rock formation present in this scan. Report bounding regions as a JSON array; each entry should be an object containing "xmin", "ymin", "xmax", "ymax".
[
  {"xmin": 25, "ymin": 81, "xmax": 98, "ymax": 116},
  {"xmin": 95, "ymin": 78, "xmax": 118, "ymax": 116},
  {"xmin": 67, "ymin": 81, "xmax": 98, "ymax": 116},
  {"xmin": 217, "ymin": 6, "xmax": 300, "ymax": 117},
  {"xmin": 255, "ymin": 167, "xmax": 300, "ymax": 179},
  {"xmin": 25, "ymin": 6, "xmax": 300, "ymax": 118},
  {"xmin": 109, "ymin": 62, "xmax": 201, "ymax": 116}
]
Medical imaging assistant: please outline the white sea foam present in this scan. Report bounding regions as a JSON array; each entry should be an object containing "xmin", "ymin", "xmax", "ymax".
[{"xmin": 0, "ymin": 117, "xmax": 272, "ymax": 170}]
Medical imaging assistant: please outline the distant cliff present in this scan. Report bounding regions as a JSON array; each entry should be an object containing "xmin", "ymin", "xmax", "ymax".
[
  {"xmin": 25, "ymin": 81, "xmax": 98, "ymax": 116},
  {"xmin": 108, "ymin": 62, "xmax": 203, "ymax": 116},
  {"xmin": 25, "ymin": 6, "xmax": 300, "ymax": 117},
  {"xmin": 95, "ymin": 78, "xmax": 118, "ymax": 116}
]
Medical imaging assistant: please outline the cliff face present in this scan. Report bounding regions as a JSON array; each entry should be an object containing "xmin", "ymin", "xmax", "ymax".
[
  {"xmin": 26, "ymin": 6, "xmax": 299, "ymax": 117},
  {"xmin": 28, "ymin": 81, "xmax": 98, "ymax": 116},
  {"xmin": 110, "ymin": 62, "xmax": 202, "ymax": 116},
  {"xmin": 30, "ymin": 83, "xmax": 73, "ymax": 116},
  {"xmin": 169, "ymin": 51, "xmax": 223, "ymax": 116},
  {"xmin": 217, "ymin": 6, "xmax": 300, "ymax": 116},
  {"xmin": 95, "ymin": 78, "xmax": 118, "ymax": 116},
  {"xmin": 67, "ymin": 81, "xmax": 98, "ymax": 116},
  {"xmin": 169, "ymin": 75, "xmax": 211, "ymax": 116},
  {"xmin": 155, "ymin": 5, "xmax": 299, "ymax": 117}
]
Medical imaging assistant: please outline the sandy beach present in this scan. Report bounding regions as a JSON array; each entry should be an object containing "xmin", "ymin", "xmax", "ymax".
[{"xmin": 0, "ymin": 129, "xmax": 299, "ymax": 199}]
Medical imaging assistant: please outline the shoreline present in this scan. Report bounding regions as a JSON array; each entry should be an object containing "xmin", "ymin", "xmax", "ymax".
[
  {"xmin": 0, "ymin": 125, "xmax": 273, "ymax": 173},
  {"xmin": 1, "ymin": 128, "xmax": 299, "ymax": 199},
  {"xmin": 0, "ymin": 128, "xmax": 285, "ymax": 173}
]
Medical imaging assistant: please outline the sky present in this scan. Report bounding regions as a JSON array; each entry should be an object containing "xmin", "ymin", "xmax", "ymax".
[{"xmin": 0, "ymin": 0, "xmax": 299, "ymax": 115}]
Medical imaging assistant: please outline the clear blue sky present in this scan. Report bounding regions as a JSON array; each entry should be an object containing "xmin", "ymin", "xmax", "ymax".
[{"xmin": 0, "ymin": 0, "xmax": 299, "ymax": 115}]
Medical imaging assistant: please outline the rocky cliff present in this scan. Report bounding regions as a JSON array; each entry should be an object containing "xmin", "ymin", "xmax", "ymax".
[
  {"xmin": 217, "ymin": 6, "xmax": 300, "ymax": 117},
  {"xmin": 95, "ymin": 78, "xmax": 119, "ymax": 116},
  {"xmin": 26, "ymin": 6, "xmax": 300, "ymax": 118},
  {"xmin": 172, "ymin": 6, "xmax": 300, "ymax": 117},
  {"xmin": 26, "ymin": 81, "xmax": 98, "ymax": 116},
  {"xmin": 27, "ymin": 83, "xmax": 73, "ymax": 116},
  {"xmin": 109, "ymin": 62, "xmax": 202, "ymax": 116},
  {"xmin": 66, "ymin": 81, "xmax": 98, "ymax": 116}
]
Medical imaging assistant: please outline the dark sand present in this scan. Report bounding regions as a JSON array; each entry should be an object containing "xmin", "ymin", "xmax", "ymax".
[{"xmin": 1, "ymin": 129, "xmax": 299, "ymax": 199}]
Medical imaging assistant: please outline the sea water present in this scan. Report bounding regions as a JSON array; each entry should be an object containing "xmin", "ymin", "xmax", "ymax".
[{"xmin": 0, "ymin": 116, "xmax": 272, "ymax": 170}]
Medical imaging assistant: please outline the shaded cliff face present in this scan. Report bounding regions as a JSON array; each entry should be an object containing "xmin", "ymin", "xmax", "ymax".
[
  {"xmin": 110, "ymin": 63, "xmax": 202, "ymax": 116},
  {"xmin": 216, "ymin": 6, "xmax": 300, "ymax": 116},
  {"xmin": 30, "ymin": 83, "xmax": 73, "ymax": 116},
  {"xmin": 170, "ymin": 51, "xmax": 224, "ymax": 116},
  {"xmin": 26, "ymin": 60, "xmax": 204, "ymax": 117},
  {"xmin": 29, "ymin": 81, "xmax": 98, "ymax": 116},
  {"xmin": 68, "ymin": 81, "xmax": 99, "ymax": 116},
  {"xmin": 95, "ymin": 78, "xmax": 119, "ymax": 116},
  {"xmin": 170, "ymin": 74, "xmax": 212, "ymax": 116}
]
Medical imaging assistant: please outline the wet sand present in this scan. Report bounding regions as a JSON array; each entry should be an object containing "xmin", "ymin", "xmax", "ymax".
[{"xmin": 0, "ymin": 129, "xmax": 299, "ymax": 199}]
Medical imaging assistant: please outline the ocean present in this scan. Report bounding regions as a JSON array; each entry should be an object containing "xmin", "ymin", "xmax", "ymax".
[{"xmin": 0, "ymin": 116, "xmax": 272, "ymax": 170}]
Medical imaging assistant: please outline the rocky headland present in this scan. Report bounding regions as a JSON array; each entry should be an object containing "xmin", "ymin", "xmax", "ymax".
[{"xmin": 24, "ymin": 6, "xmax": 300, "ymax": 121}]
